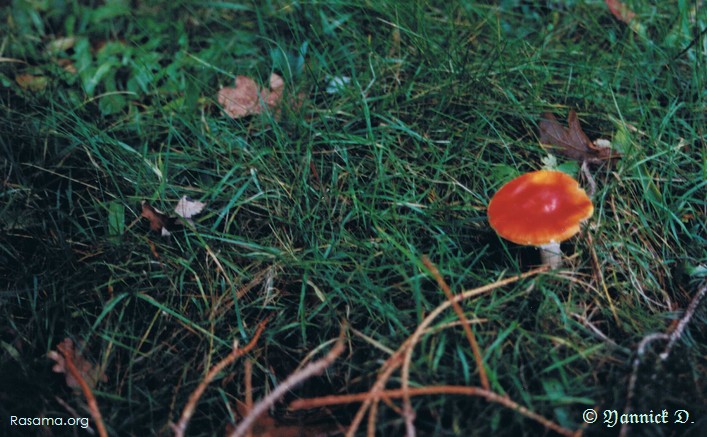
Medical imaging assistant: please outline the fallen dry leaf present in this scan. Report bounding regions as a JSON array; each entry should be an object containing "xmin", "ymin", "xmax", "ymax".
[
  {"xmin": 45, "ymin": 36, "xmax": 77, "ymax": 54},
  {"xmin": 175, "ymin": 196, "xmax": 206, "ymax": 226},
  {"xmin": 217, "ymin": 74, "xmax": 283, "ymax": 118},
  {"xmin": 218, "ymin": 75, "xmax": 261, "ymax": 118},
  {"xmin": 217, "ymin": 73, "xmax": 303, "ymax": 119},
  {"xmin": 266, "ymin": 73, "xmax": 284, "ymax": 107},
  {"xmin": 538, "ymin": 110, "xmax": 619, "ymax": 163},
  {"xmin": 141, "ymin": 197, "xmax": 207, "ymax": 236},
  {"xmin": 48, "ymin": 338, "xmax": 107, "ymax": 390},
  {"xmin": 56, "ymin": 58, "xmax": 78, "ymax": 75},
  {"xmin": 605, "ymin": 0, "xmax": 636, "ymax": 24},
  {"xmin": 15, "ymin": 73, "xmax": 48, "ymax": 92},
  {"xmin": 141, "ymin": 201, "xmax": 173, "ymax": 236}
]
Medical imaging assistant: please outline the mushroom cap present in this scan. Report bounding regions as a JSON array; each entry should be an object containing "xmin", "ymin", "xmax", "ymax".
[{"xmin": 488, "ymin": 170, "xmax": 593, "ymax": 246}]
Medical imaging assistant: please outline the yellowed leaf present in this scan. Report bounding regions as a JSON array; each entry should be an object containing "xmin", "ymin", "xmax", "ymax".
[
  {"xmin": 15, "ymin": 74, "xmax": 48, "ymax": 92},
  {"xmin": 45, "ymin": 37, "xmax": 77, "ymax": 54}
]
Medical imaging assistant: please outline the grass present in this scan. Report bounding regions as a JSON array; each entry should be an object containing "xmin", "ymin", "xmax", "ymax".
[{"xmin": 1, "ymin": 0, "xmax": 705, "ymax": 436}]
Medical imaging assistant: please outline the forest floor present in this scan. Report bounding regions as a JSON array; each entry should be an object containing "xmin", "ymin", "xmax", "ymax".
[{"xmin": 1, "ymin": 1, "xmax": 705, "ymax": 436}]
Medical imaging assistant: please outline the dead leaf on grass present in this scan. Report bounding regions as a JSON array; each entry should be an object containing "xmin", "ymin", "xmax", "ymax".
[
  {"xmin": 605, "ymin": 0, "xmax": 636, "ymax": 24},
  {"xmin": 218, "ymin": 75, "xmax": 261, "ymax": 118},
  {"xmin": 141, "ymin": 201, "xmax": 172, "ymax": 236},
  {"xmin": 141, "ymin": 197, "xmax": 207, "ymax": 236},
  {"xmin": 48, "ymin": 338, "xmax": 107, "ymax": 390},
  {"xmin": 15, "ymin": 73, "xmax": 49, "ymax": 92},
  {"xmin": 56, "ymin": 58, "xmax": 78, "ymax": 75},
  {"xmin": 218, "ymin": 73, "xmax": 303, "ymax": 119},
  {"xmin": 538, "ymin": 110, "xmax": 619, "ymax": 163},
  {"xmin": 266, "ymin": 73, "xmax": 285, "ymax": 107},
  {"xmin": 45, "ymin": 36, "xmax": 77, "ymax": 54},
  {"xmin": 175, "ymin": 196, "xmax": 206, "ymax": 226}
]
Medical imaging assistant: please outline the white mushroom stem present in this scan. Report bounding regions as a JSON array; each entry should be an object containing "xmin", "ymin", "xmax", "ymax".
[{"xmin": 539, "ymin": 242, "xmax": 563, "ymax": 269}]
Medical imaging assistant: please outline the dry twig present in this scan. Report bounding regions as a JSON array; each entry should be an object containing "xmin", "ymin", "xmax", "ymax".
[
  {"xmin": 172, "ymin": 318, "xmax": 269, "ymax": 437},
  {"xmin": 661, "ymin": 280, "xmax": 706, "ymax": 359},
  {"xmin": 342, "ymin": 265, "xmax": 551, "ymax": 437},
  {"xmin": 619, "ymin": 332, "xmax": 668, "ymax": 437},
  {"xmin": 56, "ymin": 340, "xmax": 108, "ymax": 437},
  {"xmin": 291, "ymin": 385, "xmax": 580, "ymax": 437},
  {"xmin": 244, "ymin": 359, "xmax": 254, "ymax": 437},
  {"xmin": 620, "ymin": 280, "xmax": 706, "ymax": 437},
  {"xmin": 227, "ymin": 324, "xmax": 347, "ymax": 437},
  {"xmin": 364, "ymin": 352, "xmax": 404, "ymax": 437},
  {"xmin": 421, "ymin": 255, "xmax": 489, "ymax": 389},
  {"xmin": 395, "ymin": 257, "xmax": 490, "ymax": 436}
]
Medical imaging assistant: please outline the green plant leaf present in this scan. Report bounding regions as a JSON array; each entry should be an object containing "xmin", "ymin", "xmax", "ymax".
[{"xmin": 107, "ymin": 201, "xmax": 125, "ymax": 244}]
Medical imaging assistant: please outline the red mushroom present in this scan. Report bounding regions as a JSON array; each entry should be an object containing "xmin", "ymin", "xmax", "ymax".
[{"xmin": 487, "ymin": 170, "xmax": 593, "ymax": 268}]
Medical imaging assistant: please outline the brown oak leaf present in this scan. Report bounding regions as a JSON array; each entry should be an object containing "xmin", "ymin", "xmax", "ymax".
[
  {"xmin": 538, "ymin": 110, "xmax": 619, "ymax": 163},
  {"xmin": 48, "ymin": 338, "xmax": 107, "ymax": 390}
]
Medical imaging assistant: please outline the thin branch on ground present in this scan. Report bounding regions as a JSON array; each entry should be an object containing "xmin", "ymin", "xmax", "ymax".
[
  {"xmin": 172, "ymin": 317, "xmax": 269, "ymax": 437},
  {"xmin": 571, "ymin": 312, "xmax": 620, "ymax": 348},
  {"xmin": 291, "ymin": 385, "xmax": 579, "ymax": 437},
  {"xmin": 422, "ymin": 255, "xmax": 489, "ymax": 390},
  {"xmin": 343, "ymin": 266, "xmax": 550, "ymax": 437},
  {"xmin": 57, "ymin": 341, "xmax": 108, "ymax": 437},
  {"xmin": 619, "ymin": 332, "xmax": 668, "ymax": 437},
  {"xmin": 620, "ymin": 280, "xmax": 706, "ymax": 437},
  {"xmin": 395, "ymin": 256, "xmax": 491, "ymax": 437},
  {"xmin": 227, "ymin": 324, "xmax": 347, "ymax": 437},
  {"xmin": 349, "ymin": 350, "xmax": 403, "ymax": 437},
  {"xmin": 661, "ymin": 280, "xmax": 706, "ymax": 359},
  {"xmin": 244, "ymin": 359, "xmax": 253, "ymax": 437}
]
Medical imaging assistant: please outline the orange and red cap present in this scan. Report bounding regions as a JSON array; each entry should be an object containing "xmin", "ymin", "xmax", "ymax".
[{"xmin": 488, "ymin": 170, "xmax": 593, "ymax": 246}]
